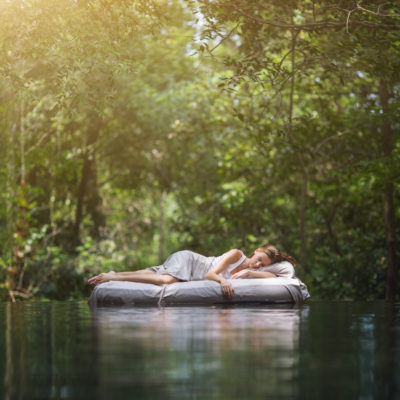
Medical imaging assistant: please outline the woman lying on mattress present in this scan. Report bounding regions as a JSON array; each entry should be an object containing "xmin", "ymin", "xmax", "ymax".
[{"xmin": 88, "ymin": 244, "xmax": 296, "ymax": 298}]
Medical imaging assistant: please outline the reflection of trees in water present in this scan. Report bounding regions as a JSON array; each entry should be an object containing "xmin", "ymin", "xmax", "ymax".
[
  {"xmin": 352, "ymin": 303, "xmax": 398, "ymax": 400},
  {"xmin": 298, "ymin": 302, "xmax": 399, "ymax": 400},
  {"xmin": 4, "ymin": 303, "xmax": 25, "ymax": 400},
  {"xmin": 2, "ymin": 302, "xmax": 398, "ymax": 400},
  {"xmin": 2, "ymin": 302, "xmax": 99, "ymax": 400}
]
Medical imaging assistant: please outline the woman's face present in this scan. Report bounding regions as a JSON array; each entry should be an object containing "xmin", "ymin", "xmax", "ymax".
[{"xmin": 249, "ymin": 250, "xmax": 273, "ymax": 268}]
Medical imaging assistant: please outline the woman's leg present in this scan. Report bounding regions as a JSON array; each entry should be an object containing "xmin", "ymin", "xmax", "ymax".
[
  {"xmin": 88, "ymin": 268, "xmax": 154, "ymax": 285},
  {"xmin": 89, "ymin": 272, "xmax": 180, "ymax": 286},
  {"xmin": 108, "ymin": 269, "xmax": 155, "ymax": 275}
]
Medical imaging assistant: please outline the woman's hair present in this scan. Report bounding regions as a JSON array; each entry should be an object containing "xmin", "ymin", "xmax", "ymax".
[{"xmin": 258, "ymin": 244, "xmax": 297, "ymax": 267}]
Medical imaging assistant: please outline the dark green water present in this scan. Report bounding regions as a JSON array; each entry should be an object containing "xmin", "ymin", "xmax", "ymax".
[{"xmin": 0, "ymin": 301, "xmax": 399, "ymax": 400}]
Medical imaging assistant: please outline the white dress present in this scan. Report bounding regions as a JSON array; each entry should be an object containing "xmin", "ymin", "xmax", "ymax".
[{"xmin": 146, "ymin": 250, "xmax": 246, "ymax": 281}]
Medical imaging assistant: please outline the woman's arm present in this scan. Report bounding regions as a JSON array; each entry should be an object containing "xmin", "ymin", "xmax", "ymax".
[
  {"xmin": 205, "ymin": 249, "xmax": 242, "ymax": 298},
  {"xmin": 231, "ymin": 269, "xmax": 277, "ymax": 280}
]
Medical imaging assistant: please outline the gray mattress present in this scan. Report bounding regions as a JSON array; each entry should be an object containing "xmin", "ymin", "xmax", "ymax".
[{"xmin": 88, "ymin": 277, "xmax": 310, "ymax": 307}]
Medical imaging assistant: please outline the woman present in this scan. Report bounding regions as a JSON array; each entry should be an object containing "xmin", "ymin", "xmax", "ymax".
[{"xmin": 88, "ymin": 244, "xmax": 296, "ymax": 298}]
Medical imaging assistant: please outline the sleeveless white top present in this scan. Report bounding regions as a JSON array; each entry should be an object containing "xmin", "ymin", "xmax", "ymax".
[{"xmin": 209, "ymin": 250, "xmax": 246, "ymax": 279}]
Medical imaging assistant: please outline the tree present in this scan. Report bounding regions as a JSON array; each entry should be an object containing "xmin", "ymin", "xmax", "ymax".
[{"xmin": 188, "ymin": 0, "xmax": 399, "ymax": 298}]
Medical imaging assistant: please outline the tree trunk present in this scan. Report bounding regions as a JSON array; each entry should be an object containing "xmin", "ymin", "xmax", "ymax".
[
  {"xmin": 87, "ymin": 153, "xmax": 106, "ymax": 239},
  {"xmin": 10, "ymin": 99, "xmax": 28, "ymax": 293},
  {"xmin": 287, "ymin": 29, "xmax": 308, "ymax": 272},
  {"xmin": 74, "ymin": 152, "xmax": 91, "ymax": 239},
  {"xmin": 379, "ymin": 80, "xmax": 397, "ymax": 301},
  {"xmin": 158, "ymin": 191, "xmax": 166, "ymax": 263},
  {"xmin": 7, "ymin": 119, "xmax": 17, "ymax": 292},
  {"xmin": 74, "ymin": 118, "xmax": 105, "ymax": 240},
  {"xmin": 299, "ymin": 176, "xmax": 308, "ymax": 271}
]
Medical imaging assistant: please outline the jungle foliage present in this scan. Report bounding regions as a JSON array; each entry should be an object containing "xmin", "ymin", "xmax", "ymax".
[{"xmin": 0, "ymin": 0, "xmax": 398, "ymax": 301}]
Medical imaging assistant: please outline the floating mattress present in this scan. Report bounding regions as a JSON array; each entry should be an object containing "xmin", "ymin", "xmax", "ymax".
[{"xmin": 88, "ymin": 277, "xmax": 310, "ymax": 307}]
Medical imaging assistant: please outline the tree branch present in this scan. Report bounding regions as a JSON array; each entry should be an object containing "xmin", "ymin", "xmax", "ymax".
[
  {"xmin": 203, "ymin": 2, "xmax": 400, "ymax": 32},
  {"xmin": 357, "ymin": 2, "xmax": 400, "ymax": 18},
  {"xmin": 206, "ymin": 23, "xmax": 240, "ymax": 54}
]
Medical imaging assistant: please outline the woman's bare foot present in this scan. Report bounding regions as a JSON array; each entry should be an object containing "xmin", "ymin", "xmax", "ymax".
[{"xmin": 88, "ymin": 271, "xmax": 115, "ymax": 286}]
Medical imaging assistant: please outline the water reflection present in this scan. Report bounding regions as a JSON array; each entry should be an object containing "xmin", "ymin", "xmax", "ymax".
[
  {"xmin": 298, "ymin": 302, "xmax": 400, "ymax": 400},
  {"xmin": 91, "ymin": 305, "xmax": 305, "ymax": 351},
  {"xmin": 1, "ymin": 301, "xmax": 100, "ymax": 400},
  {"xmin": 91, "ymin": 305, "xmax": 307, "ymax": 400},
  {"xmin": 1, "ymin": 301, "xmax": 399, "ymax": 400}
]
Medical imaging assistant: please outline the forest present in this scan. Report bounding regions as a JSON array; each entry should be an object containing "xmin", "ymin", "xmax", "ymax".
[{"xmin": 0, "ymin": 0, "xmax": 398, "ymax": 301}]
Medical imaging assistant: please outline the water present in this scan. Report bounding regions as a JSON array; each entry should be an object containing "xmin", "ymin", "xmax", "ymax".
[{"xmin": 0, "ymin": 301, "xmax": 399, "ymax": 400}]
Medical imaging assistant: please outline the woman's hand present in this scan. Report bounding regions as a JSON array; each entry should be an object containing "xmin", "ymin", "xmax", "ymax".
[
  {"xmin": 220, "ymin": 279, "xmax": 234, "ymax": 298},
  {"xmin": 231, "ymin": 269, "xmax": 253, "ymax": 280}
]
